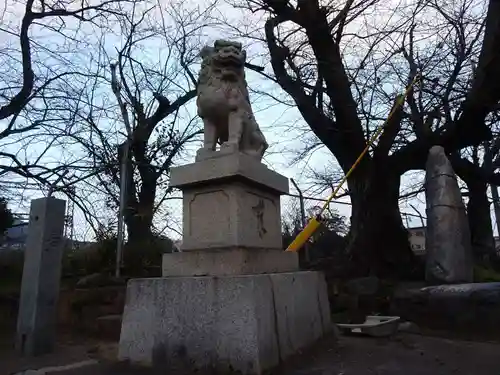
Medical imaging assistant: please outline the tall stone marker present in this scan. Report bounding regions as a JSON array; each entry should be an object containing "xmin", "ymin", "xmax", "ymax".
[
  {"xmin": 118, "ymin": 40, "xmax": 333, "ymax": 375},
  {"xmin": 425, "ymin": 146, "xmax": 473, "ymax": 284},
  {"xmin": 16, "ymin": 197, "xmax": 66, "ymax": 356}
]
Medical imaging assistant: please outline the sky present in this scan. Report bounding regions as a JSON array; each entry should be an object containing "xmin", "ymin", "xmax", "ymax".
[{"xmin": 0, "ymin": 0, "xmax": 497, "ymax": 241}]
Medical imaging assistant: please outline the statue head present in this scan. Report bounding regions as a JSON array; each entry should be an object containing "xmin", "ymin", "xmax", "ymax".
[{"xmin": 199, "ymin": 40, "xmax": 247, "ymax": 82}]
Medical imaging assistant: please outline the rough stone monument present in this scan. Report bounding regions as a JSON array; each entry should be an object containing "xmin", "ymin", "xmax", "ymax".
[
  {"xmin": 16, "ymin": 197, "xmax": 66, "ymax": 356},
  {"xmin": 118, "ymin": 40, "xmax": 333, "ymax": 374},
  {"xmin": 425, "ymin": 145, "xmax": 473, "ymax": 284}
]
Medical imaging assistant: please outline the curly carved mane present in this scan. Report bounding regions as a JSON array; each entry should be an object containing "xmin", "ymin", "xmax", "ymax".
[
  {"xmin": 195, "ymin": 40, "xmax": 268, "ymax": 160},
  {"xmin": 197, "ymin": 44, "xmax": 251, "ymax": 106}
]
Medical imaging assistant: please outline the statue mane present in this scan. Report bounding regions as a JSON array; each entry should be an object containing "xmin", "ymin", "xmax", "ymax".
[
  {"xmin": 195, "ymin": 40, "xmax": 268, "ymax": 161},
  {"xmin": 197, "ymin": 40, "xmax": 248, "ymax": 97}
]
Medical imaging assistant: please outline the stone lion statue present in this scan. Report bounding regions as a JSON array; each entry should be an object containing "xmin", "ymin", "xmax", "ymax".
[{"xmin": 196, "ymin": 40, "xmax": 268, "ymax": 161}]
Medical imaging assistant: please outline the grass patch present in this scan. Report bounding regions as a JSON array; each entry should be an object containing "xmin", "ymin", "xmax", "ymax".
[{"xmin": 474, "ymin": 265, "xmax": 500, "ymax": 283}]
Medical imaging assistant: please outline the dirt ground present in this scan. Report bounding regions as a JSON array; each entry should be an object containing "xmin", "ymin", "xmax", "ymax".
[
  {"xmin": 275, "ymin": 333, "xmax": 500, "ymax": 375},
  {"xmin": 3, "ymin": 331, "xmax": 500, "ymax": 375}
]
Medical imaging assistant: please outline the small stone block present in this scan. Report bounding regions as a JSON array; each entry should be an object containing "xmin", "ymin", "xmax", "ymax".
[
  {"xmin": 162, "ymin": 248, "xmax": 299, "ymax": 277},
  {"xmin": 118, "ymin": 271, "xmax": 333, "ymax": 374},
  {"xmin": 196, "ymin": 144, "xmax": 238, "ymax": 161},
  {"xmin": 170, "ymin": 152, "xmax": 289, "ymax": 195}
]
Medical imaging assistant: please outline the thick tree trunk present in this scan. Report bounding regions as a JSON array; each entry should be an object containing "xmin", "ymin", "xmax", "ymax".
[
  {"xmin": 347, "ymin": 164, "xmax": 420, "ymax": 279},
  {"xmin": 124, "ymin": 175, "xmax": 156, "ymax": 245},
  {"xmin": 120, "ymin": 131, "xmax": 158, "ymax": 246},
  {"xmin": 125, "ymin": 211, "xmax": 154, "ymax": 244},
  {"xmin": 491, "ymin": 184, "xmax": 500, "ymax": 237},
  {"xmin": 467, "ymin": 181, "xmax": 495, "ymax": 263},
  {"xmin": 454, "ymin": 156, "xmax": 496, "ymax": 264}
]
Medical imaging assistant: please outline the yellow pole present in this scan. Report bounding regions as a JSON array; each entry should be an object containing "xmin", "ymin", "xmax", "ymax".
[{"xmin": 286, "ymin": 75, "xmax": 420, "ymax": 252}]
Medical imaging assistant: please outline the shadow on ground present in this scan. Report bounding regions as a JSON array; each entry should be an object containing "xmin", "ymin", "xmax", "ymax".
[{"xmin": 4, "ymin": 332, "xmax": 499, "ymax": 375}]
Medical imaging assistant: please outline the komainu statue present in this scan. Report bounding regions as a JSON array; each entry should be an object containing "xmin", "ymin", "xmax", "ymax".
[{"xmin": 196, "ymin": 40, "xmax": 268, "ymax": 161}]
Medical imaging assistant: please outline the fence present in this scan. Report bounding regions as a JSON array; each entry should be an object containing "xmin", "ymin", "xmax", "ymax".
[
  {"xmin": 0, "ymin": 177, "xmax": 427, "ymax": 248},
  {"xmin": 281, "ymin": 193, "xmax": 349, "ymax": 230},
  {"xmin": 0, "ymin": 181, "xmax": 94, "ymax": 248},
  {"xmin": 281, "ymin": 183, "xmax": 427, "ymax": 235}
]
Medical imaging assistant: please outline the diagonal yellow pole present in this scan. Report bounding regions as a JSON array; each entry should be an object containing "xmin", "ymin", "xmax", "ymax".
[{"xmin": 286, "ymin": 74, "xmax": 421, "ymax": 252}]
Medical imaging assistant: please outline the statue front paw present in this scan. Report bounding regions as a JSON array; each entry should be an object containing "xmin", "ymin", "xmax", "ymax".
[{"xmin": 221, "ymin": 141, "xmax": 239, "ymax": 153}]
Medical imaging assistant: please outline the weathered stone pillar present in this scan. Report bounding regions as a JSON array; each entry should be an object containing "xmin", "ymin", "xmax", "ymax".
[
  {"xmin": 425, "ymin": 146, "xmax": 473, "ymax": 284},
  {"xmin": 16, "ymin": 197, "xmax": 66, "ymax": 356}
]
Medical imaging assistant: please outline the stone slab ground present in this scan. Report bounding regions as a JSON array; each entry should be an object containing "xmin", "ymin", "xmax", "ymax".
[
  {"xmin": 391, "ymin": 282, "xmax": 500, "ymax": 339},
  {"xmin": 4, "ymin": 332, "xmax": 500, "ymax": 375}
]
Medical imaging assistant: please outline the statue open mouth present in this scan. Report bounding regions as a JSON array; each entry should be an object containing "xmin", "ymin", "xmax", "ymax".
[{"xmin": 214, "ymin": 54, "xmax": 244, "ymax": 69}]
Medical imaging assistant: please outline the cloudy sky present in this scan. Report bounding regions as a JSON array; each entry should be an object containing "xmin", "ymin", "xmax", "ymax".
[{"xmin": 1, "ymin": 0, "xmax": 494, "ymax": 241}]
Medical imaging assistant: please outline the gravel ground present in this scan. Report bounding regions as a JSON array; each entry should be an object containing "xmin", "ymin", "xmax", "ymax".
[
  {"xmin": 4, "ymin": 332, "xmax": 500, "ymax": 375},
  {"xmin": 275, "ymin": 333, "xmax": 500, "ymax": 375}
]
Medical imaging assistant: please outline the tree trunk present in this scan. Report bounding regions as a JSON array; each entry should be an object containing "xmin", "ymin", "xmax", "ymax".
[
  {"xmin": 347, "ymin": 164, "xmax": 420, "ymax": 279},
  {"xmin": 467, "ymin": 181, "xmax": 495, "ymax": 263},
  {"xmin": 491, "ymin": 184, "xmax": 500, "ymax": 237},
  {"xmin": 125, "ymin": 211, "xmax": 154, "ymax": 244},
  {"xmin": 124, "ymin": 174, "xmax": 156, "ymax": 246}
]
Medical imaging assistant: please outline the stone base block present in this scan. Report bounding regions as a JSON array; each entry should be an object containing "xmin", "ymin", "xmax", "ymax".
[
  {"xmin": 170, "ymin": 152, "xmax": 289, "ymax": 195},
  {"xmin": 118, "ymin": 271, "xmax": 333, "ymax": 374},
  {"xmin": 162, "ymin": 248, "xmax": 299, "ymax": 277},
  {"xmin": 170, "ymin": 152, "xmax": 289, "ymax": 251}
]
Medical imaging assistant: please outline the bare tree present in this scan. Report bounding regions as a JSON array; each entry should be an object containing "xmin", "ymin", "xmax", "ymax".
[
  {"xmin": 0, "ymin": 0, "xmax": 134, "ymax": 186},
  {"xmin": 65, "ymin": 0, "xmax": 220, "ymax": 243},
  {"xmin": 231, "ymin": 0, "xmax": 500, "ymax": 278},
  {"xmin": 389, "ymin": 0, "xmax": 499, "ymax": 265}
]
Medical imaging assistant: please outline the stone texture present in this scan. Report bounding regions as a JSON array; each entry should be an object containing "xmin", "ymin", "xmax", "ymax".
[
  {"xmin": 16, "ymin": 197, "xmax": 66, "ymax": 356},
  {"xmin": 162, "ymin": 248, "xmax": 299, "ymax": 277},
  {"xmin": 118, "ymin": 271, "xmax": 332, "ymax": 374},
  {"xmin": 425, "ymin": 146, "xmax": 473, "ymax": 284},
  {"xmin": 170, "ymin": 151, "xmax": 288, "ymax": 194},
  {"xmin": 391, "ymin": 282, "xmax": 500, "ymax": 339},
  {"xmin": 58, "ymin": 286, "xmax": 126, "ymax": 340},
  {"xmin": 196, "ymin": 40, "xmax": 268, "ymax": 161},
  {"xmin": 171, "ymin": 153, "xmax": 288, "ymax": 252}
]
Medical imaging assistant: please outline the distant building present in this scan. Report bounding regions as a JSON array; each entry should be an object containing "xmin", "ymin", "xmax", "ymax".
[
  {"xmin": 0, "ymin": 220, "xmax": 95, "ymax": 251},
  {"xmin": 407, "ymin": 226, "xmax": 426, "ymax": 256},
  {"xmin": 407, "ymin": 225, "xmax": 500, "ymax": 257},
  {"xmin": 0, "ymin": 219, "xmax": 29, "ymax": 249}
]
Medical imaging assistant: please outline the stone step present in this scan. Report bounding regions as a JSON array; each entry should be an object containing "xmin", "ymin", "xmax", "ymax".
[
  {"xmin": 163, "ymin": 248, "xmax": 298, "ymax": 277},
  {"xmin": 95, "ymin": 314, "xmax": 122, "ymax": 341},
  {"xmin": 59, "ymin": 286, "xmax": 126, "ymax": 329},
  {"xmin": 391, "ymin": 282, "xmax": 500, "ymax": 339}
]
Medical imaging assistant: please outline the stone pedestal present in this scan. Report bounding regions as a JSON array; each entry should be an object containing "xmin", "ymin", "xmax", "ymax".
[
  {"xmin": 162, "ymin": 248, "xmax": 298, "ymax": 277},
  {"xmin": 119, "ymin": 152, "xmax": 333, "ymax": 374},
  {"xmin": 162, "ymin": 152, "xmax": 298, "ymax": 277},
  {"xmin": 171, "ymin": 152, "xmax": 288, "ymax": 251},
  {"xmin": 16, "ymin": 197, "xmax": 66, "ymax": 356},
  {"xmin": 119, "ymin": 272, "xmax": 332, "ymax": 374}
]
